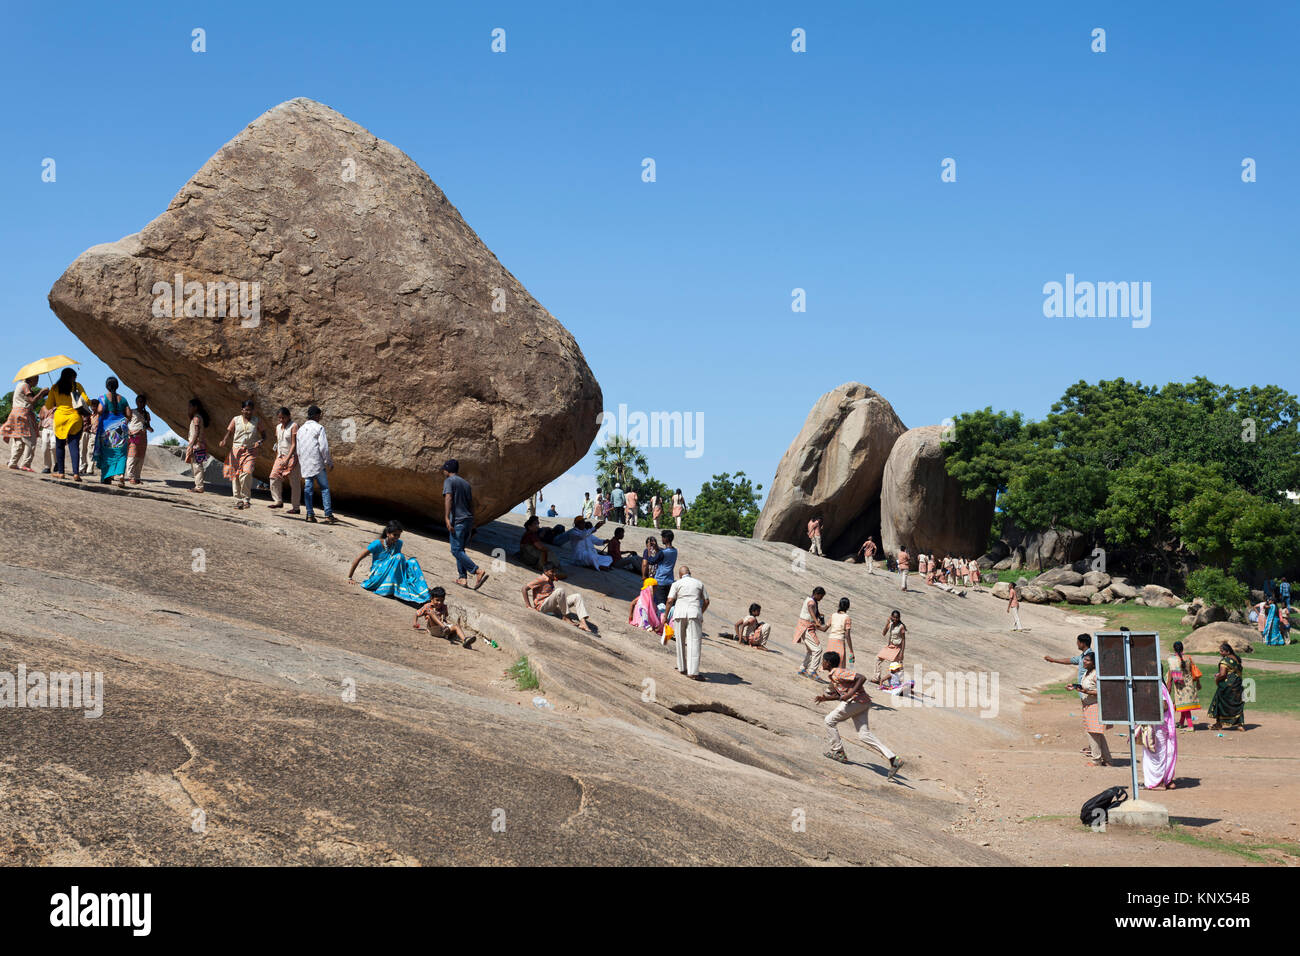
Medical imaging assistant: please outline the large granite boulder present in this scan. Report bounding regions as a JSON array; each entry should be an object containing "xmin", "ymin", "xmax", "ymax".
[
  {"xmin": 1141, "ymin": 584, "xmax": 1182, "ymax": 608},
  {"xmin": 1183, "ymin": 622, "xmax": 1255, "ymax": 655},
  {"xmin": 880, "ymin": 425, "xmax": 994, "ymax": 559},
  {"xmin": 1036, "ymin": 566, "xmax": 1084, "ymax": 588},
  {"xmin": 752, "ymin": 383, "xmax": 906, "ymax": 556},
  {"xmin": 47, "ymin": 98, "xmax": 601, "ymax": 523}
]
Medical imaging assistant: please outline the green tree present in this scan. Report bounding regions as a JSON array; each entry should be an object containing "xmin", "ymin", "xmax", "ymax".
[
  {"xmin": 594, "ymin": 436, "xmax": 648, "ymax": 494},
  {"xmin": 0, "ymin": 391, "xmax": 11, "ymax": 424},
  {"xmin": 944, "ymin": 407, "xmax": 1025, "ymax": 502},
  {"xmin": 1184, "ymin": 568, "xmax": 1249, "ymax": 609},
  {"xmin": 681, "ymin": 472, "xmax": 763, "ymax": 537}
]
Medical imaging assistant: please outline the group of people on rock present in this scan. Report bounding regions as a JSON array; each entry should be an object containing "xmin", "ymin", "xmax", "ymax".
[
  {"xmin": 573, "ymin": 487, "xmax": 687, "ymax": 530},
  {"xmin": 3, "ymin": 370, "xmax": 153, "ymax": 485},
  {"xmin": 1045, "ymin": 631, "xmax": 1248, "ymax": 790}
]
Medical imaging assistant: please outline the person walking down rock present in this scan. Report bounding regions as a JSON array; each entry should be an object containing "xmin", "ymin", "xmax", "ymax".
[
  {"xmin": 875, "ymin": 610, "xmax": 906, "ymax": 683},
  {"xmin": 671, "ymin": 489, "xmax": 685, "ymax": 529},
  {"xmin": 1007, "ymin": 582, "xmax": 1024, "ymax": 631},
  {"xmin": 609, "ymin": 484, "xmax": 626, "ymax": 524},
  {"xmin": 94, "ymin": 377, "xmax": 131, "ymax": 486},
  {"xmin": 896, "ymin": 546, "xmax": 911, "ymax": 591},
  {"xmin": 45, "ymin": 368, "xmax": 91, "ymax": 483},
  {"xmin": 443, "ymin": 459, "xmax": 488, "ymax": 590},
  {"xmin": 2, "ymin": 375, "xmax": 47, "ymax": 472},
  {"xmin": 667, "ymin": 565, "xmax": 710, "ymax": 681},
  {"xmin": 218, "ymin": 400, "xmax": 265, "ymax": 510},
  {"xmin": 794, "ymin": 586, "xmax": 829, "ymax": 679},
  {"xmin": 125, "ymin": 392, "xmax": 153, "ymax": 485},
  {"xmin": 184, "ymin": 398, "xmax": 211, "ymax": 493},
  {"xmin": 816, "ymin": 651, "xmax": 904, "ymax": 779},
  {"xmin": 859, "ymin": 537, "xmax": 877, "ymax": 573},
  {"xmin": 267, "ymin": 407, "xmax": 302, "ymax": 514},
  {"xmin": 297, "ymin": 405, "xmax": 336, "ymax": 524}
]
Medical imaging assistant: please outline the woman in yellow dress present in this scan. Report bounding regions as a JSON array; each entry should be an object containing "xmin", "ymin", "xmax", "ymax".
[{"xmin": 43, "ymin": 368, "xmax": 90, "ymax": 481}]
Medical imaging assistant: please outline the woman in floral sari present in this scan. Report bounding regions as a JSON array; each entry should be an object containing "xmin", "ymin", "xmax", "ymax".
[
  {"xmin": 95, "ymin": 377, "xmax": 132, "ymax": 486},
  {"xmin": 1165, "ymin": 640, "xmax": 1201, "ymax": 731},
  {"xmin": 1207, "ymin": 642, "xmax": 1246, "ymax": 731},
  {"xmin": 346, "ymin": 521, "xmax": 431, "ymax": 604}
]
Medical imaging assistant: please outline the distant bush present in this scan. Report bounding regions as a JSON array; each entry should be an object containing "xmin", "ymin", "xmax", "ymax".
[
  {"xmin": 1185, "ymin": 567, "xmax": 1249, "ymax": 609},
  {"xmin": 161, "ymin": 437, "xmax": 181, "ymax": 447}
]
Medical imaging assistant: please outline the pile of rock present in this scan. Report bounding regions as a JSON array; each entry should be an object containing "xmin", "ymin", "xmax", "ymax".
[
  {"xmin": 1179, "ymin": 597, "xmax": 1244, "ymax": 630},
  {"xmin": 989, "ymin": 565, "xmax": 1175, "ymax": 607}
]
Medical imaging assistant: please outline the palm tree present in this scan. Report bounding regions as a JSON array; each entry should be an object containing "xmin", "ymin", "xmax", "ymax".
[{"xmin": 595, "ymin": 435, "xmax": 648, "ymax": 492}]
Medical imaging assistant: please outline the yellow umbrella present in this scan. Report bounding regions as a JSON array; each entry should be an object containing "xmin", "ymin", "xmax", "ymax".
[{"xmin": 13, "ymin": 355, "xmax": 79, "ymax": 383}]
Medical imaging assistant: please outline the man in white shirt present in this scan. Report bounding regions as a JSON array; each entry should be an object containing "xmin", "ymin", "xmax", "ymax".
[
  {"xmin": 666, "ymin": 566, "xmax": 710, "ymax": 681},
  {"xmin": 296, "ymin": 405, "xmax": 335, "ymax": 524}
]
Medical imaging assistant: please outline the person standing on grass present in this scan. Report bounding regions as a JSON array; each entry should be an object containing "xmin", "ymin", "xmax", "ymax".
[
  {"xmin": 1007, "ymin": 582, "xmax": 1023, "ymax": 631},
  {"xmin": 443, "ymin": 459, "xmax": 488, "ymax": 590},
  {"xmin": 267, "ymin": 407, "xmax": 302, "ymax": 514},
  {"xmin": 297, "ymin": 405, "xmax": 336, "ymax": 524},
  {"xmin": 667, "ymin": 565, "xmax": 710, "ymax": 681},
  {"xmin": 816, "ymin": 651, "xmax": 904, "ymax": 778}
]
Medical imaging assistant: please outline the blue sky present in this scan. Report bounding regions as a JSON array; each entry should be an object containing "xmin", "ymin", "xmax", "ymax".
[{"xmin": 3, "ymin": 1, "xmax": 1295, "ymax": 514}]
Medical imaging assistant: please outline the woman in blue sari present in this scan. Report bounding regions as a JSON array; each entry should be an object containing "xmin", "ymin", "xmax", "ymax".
[
  {"xmin": 95, "ymin": 377, "xmax": 132, "ymax": 486},
  {"xmin": 1261, "ymin": 597, "xmax": 1286, "ymax": 646},
  {"xmin": 346, "ymin": 520, "xmax": 431, "ymax": 604}
]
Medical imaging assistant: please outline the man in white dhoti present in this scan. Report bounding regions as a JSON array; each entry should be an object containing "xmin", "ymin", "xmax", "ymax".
[{"xmin": 567, "ymin": 516, "xmax": 612, "ymax": 570}]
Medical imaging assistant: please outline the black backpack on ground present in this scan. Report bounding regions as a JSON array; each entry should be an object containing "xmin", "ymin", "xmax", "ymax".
[{"xmin": 1080, "ymin": 785, "xmax": 1128, "ymax": 827}]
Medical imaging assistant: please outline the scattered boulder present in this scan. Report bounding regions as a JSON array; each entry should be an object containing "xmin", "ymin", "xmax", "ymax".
[
  {"xmin": 1182, "ymin": 622, "xmax": 1255, "ymax": 656},
  {"xmin": 1108, "ymin": 579, "xmax": 1140, "ymax": 600},
  {"xmin": 1054, "ymin": 584, "xmax": 1098, "ymax": 605},
  {"xmin": 1141, "ymin": 584, "xmax": 1182, "ymax": 608},
  {"xmin": 1019, "ymin": 585, "xmax": 1058, "ymax": 604},
  {"xmin": 752, "ymin": 383, "xmax": 906, "ymax": 556},
  {"xmin": 47, "ymin": 98, "xmax": 602, "ymax": 524},
  {"xmin": 1089, "ymin": 591, "xmax": 1106, "ymax": 605},
  {"xmin": 880, "ymin": 425, "xmax": 995, "ymax": 559},
  {"xmin": 1082, "ymin": 570, "xmax": 1111, "ymax": 590},
  {"xmin": 991, "ymin": 581, "xmax": 1011, "ymax": 600},
  {"xmin": 1036, "ymin": 566, "xmax": 1084, "ymax": 588},
  {"xmin": 1004, "ymin": 526, "xmax": 1090, "ymax": 571},
  {"xmin": 1193, "ymin": 605, "xmax": 1229, "ymax": 629}
]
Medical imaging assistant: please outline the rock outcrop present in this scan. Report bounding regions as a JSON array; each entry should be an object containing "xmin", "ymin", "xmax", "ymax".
[
  {"xmin": 1183, "ymin": 622, "xmax": 1255, "ymax": 655},
  {"xmin": 752, "ymin": 383, "xmax": 906, "ymax": 556},
  {"xmin": 880, "ymin": 426, "xmax": 994, "ymax": 559},
  {"xmin": 48, "ymin": 98, "xmax": 601, "ymax": 523}
]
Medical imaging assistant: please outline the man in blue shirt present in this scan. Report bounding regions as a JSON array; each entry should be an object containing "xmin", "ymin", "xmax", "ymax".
[
  {"xmin": 442, "ymin": 459, "xmax": 488, "ymax": 590},
  {"xmin": 1045, "ymin": 633, "xmax": 1092, "ymax": 709},
  {"xmin": 609, "ymin": 484, "xmax": 626, "ymax": 524},
  {"xmin": 1279, "ymin": 577, "xmax": 1291, "ymax": 610},
  {"xmin": 647, "ymin": 528, "xmax": 678, "ymax": 606}
]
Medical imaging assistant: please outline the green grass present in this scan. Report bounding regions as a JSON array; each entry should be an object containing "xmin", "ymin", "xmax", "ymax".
[
  {"xmin": 1155, "ymin": 825, "xmax": 1300, "ymax": 863},
  {"xmin": 1039, "ymin": 681, "xmax": 1080, "ymax": 698},
  {"xmin": 1248, "ymin": 641, "xmax": 1300, "ymax": 663},
  {"xmin": 506, "ymin": 655, "xmax": 540, "ymax": 692},
  {"xmin": 1050, "ymin": 602, "xmax": 1194, "ymax": 646},
  {"xmin": 1244, "ymin": 670, "xmax": 1300, "ymax": 714}
]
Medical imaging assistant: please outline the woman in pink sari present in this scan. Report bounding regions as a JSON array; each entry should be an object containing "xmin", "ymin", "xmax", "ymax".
[
  {"xmin": 1139, "ymin": 682, "xmax": 1179, "ymax": 790},
  {"xmin": 628, "ymin": 577, "xmax": 663, "ymax": 633}
]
